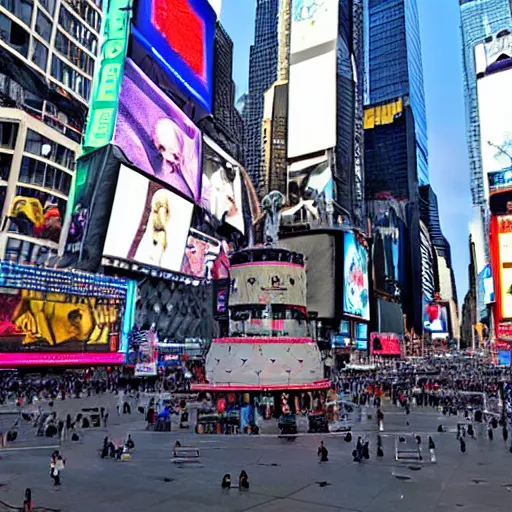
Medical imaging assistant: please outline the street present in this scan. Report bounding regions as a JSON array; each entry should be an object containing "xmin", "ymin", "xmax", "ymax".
[{"xmin": 0, "ymin": 403, "xmax": 510, "ymax": 512}]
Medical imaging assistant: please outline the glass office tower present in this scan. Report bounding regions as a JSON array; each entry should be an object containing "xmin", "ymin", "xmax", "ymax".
[{"xmin": 364, "ymin": 0, "xmax": 428, "ymax": 191}]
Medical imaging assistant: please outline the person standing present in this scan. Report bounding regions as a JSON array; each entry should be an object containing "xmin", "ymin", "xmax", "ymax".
[
  {"xmin": 317, "ymin": 441, "xmax": 329, "ymax": 462},
  {"xmin": 428, "ymin": 436, "xmax": 436, "ymax": 463},
  {"xmin": 377, "ymin": 408, "xmax": 384, "ymax": 432}
]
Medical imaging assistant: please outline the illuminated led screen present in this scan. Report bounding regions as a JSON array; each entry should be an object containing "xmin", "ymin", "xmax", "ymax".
[
  {"xmin": 114, "ymin": 59, "xmax": 201, "ymax": 202},
  {"xmin": 497, "ymin": 215, "xmax": 512, "ymax": 320},
  {"xmin": 103, "ymin": 164, "xmax": 194, "ymax": 273},
  {"xmin": 133, "ymin": 0, "xmax": 216, "ymax": 112}
]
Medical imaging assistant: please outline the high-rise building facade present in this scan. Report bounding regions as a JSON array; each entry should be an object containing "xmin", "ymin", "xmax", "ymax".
[
  {"xmin": 244, "ymin": 0, "xmax": 280, "ymax": 186},
  {"xmin": 460, "ymin": 0, "xmax": 512, "ymax": 212},
  {"xmin": 364, "ymin": 0, "xmax": 428, "ymax": 191},
  {"xmin": 0, "ymin": 0, "xmax": 104, "ymax": 264}
]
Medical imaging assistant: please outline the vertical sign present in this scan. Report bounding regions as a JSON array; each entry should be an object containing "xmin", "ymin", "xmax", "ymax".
[{"xmin": 82, "ymin": 0, "xmax": 132, "ymax": 152}]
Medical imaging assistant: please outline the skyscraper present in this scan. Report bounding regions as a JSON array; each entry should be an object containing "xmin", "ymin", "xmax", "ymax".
[
  {"xmin": 364, "ymin": 0, "xmax": 428, "ymax": 197},
  {"xmin": 459, "ymin": 0, "xmax": 512, "ymax": 213},
  {"xmin": 244, "ymin": 0, "xmax": 280, "ymax": 185}
]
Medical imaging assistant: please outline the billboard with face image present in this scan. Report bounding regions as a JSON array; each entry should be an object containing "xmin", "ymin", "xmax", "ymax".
[
  {"xmin": 103, "ymin": 164, "xmax": 193, "ymax": 272},
  {"xmin": 113, "ymin": 58, "xmax": 201, "ymax": 201}
]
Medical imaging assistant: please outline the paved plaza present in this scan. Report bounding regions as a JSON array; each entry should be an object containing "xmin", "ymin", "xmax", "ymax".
[{"xmin": 0, "ymin": 402, "xmax": 510, "ymax": 512}]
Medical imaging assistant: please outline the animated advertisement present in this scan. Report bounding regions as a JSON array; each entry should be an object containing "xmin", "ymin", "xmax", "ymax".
[
  {"xmin": 343, "ymin": 231, "xmax": 370, "ymax": 321},
  {"xmin": 424, "ymin": 302, "xmax": 449, "ymax": 334},
  {"xmin": 370, "ymin": 332, "xmax": 401, "ymax": 356}
]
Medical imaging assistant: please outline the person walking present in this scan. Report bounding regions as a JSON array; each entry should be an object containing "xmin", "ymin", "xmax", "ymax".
[{"xmin": 377, "ymin": 408, "xmax": 384, "ymax": 432}]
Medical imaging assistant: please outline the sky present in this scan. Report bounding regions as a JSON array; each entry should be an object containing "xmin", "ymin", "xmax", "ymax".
[{"xmin": 221, "ymin": 0, "xmax": 472, "ymax": 304}]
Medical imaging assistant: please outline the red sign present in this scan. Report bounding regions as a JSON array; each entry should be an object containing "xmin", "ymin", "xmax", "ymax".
[
  {"xmin": 497, "ymin": 323, "xmax": 512, "ymax": 342},
  {"xmin": 370, "ymin": 332, "xmax": 402, "ymax": 356},
  {"xmin": 152, "ymin": 0, "xmax": 206, "ymax": 81}
]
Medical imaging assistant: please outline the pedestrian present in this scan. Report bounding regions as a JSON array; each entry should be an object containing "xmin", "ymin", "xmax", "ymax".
[
  {"xmin": 377, "ymin": 408, "xmax": 384, "ymax": 432},
  {"xmin": 428, "ymin": 436, "xmax": 436, "ymax": 463},
  {"xmin": 239, "ymin": 470, "xmax": 249, "ymax": 490},
  {"xmin": 488, "ymin": 425, "xmax": 494, "ymax": 441},
  {"xmin": 221, "ymin": 474, "xmax": 231, "ymax": 489},
  {"xmin": 23, "ymin": 488, "xmax": 32, "ymax": 512},
  {"xmin": 460, "ymin": 436, "xmax": 466, "ymax": 453},
  {"xmin": 467, "ymin": 424, "xmax": 475, "ymax": 439},
  {"xmin": 317, "ymin": 441, "xmax": 329, "ymax": 462},
  {"xmin": 503, "ymin": 426, "xmax": 508, "ymax": 443}
]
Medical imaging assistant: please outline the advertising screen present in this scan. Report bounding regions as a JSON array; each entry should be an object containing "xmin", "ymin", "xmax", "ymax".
[
  {"xmin": 0, "ymin": 289, "xmax": 121, "ymax": 352},
  {"xmin": 133, "ymin": 0, "xmax": 215, "ymax": 112},
  {"xmin": 201, "ymin": 137, "xmax": 245, "ymax": 234},
  {"xmin": 488, "ymin": 167, "xmax": 512, "ymax": 195},
  {"xmin": 497, "ymin": 215, "xmax": 512, "ymax": 319},
  {"xmin": 229, "ymin": 263, "xmax": 307, "ymax": 308},
  {"xmin": 370, "ymin": 332, "xmax": 401, "ymax": 356},
  {"xmin": 180, "ymin": 228, "xmax": 229, "ymax": 279},
  {"xmin": 103, "ymin": 164, "xmax": 194, "ymax": 272},
  {"xmin": 424, "ymin": 302, "xmax": 449, "ymax": 333},
  {"xmin": 477, "ymin": 66, "xmax": 512, "ymax": 199},
  {"xmin": 5, "ymin": 187, "xmax": 66, "ymax": 244},
  {"xmin": 479, "ymin": 264, "xmax": 495, "ymax": 305},
  {"xmin": 343, "ymin": 231, "xmax": 370, "ymax": 321},
  {"xmin": 114, "ymin": 59, "xmax": 201, "ymax": 202},
  {"xmin": 290, "ymin": 0, "xmax": 339, "ymax": 55},
  {"xmin": 281, "ymin": 156, "xmax": 334, "ymax": 226},
  {"xmin": 498, "ymin": 349, "xmax": 511, "ymax": 366},
  {"xmin": 355, "ymin": 322, "xmax": 368, "ymax": 350}
]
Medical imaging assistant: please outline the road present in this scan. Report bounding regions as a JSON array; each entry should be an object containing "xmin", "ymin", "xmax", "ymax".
[{"xmin": 0, "ymin": 400, "xmax": 510, "ymax": 512}]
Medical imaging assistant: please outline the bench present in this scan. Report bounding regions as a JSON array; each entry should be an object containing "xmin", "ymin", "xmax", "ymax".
[{"xmin": 171, "ymin": 447, "xmax": 200, "ymax": 464}]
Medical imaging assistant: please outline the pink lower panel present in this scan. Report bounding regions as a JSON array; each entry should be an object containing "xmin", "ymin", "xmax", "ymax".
[
  {"xmin": 0, "ymin": 352, "xmax": 125, "ymax": 367},
  {"xmin": 191, "ymin": 379, "xmax": 331, "ymax": 392},
  {"xmin": 212, "ymin": 337, "xmax": 315, "ymax": 345}
]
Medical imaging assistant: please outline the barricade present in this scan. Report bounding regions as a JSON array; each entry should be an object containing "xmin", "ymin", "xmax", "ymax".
[{"xmin": 171, "ymin": 447, "xmax": 200, "ymax": 464}]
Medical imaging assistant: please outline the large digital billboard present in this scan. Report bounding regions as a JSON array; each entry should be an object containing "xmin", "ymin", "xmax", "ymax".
[
  {"xmin": 424, "ymin": 302, "xmax": 449, "ymax": 334},
  {"xmin": 229, "ymin": 262, "xmax": 307, "ymax": 308},
  {"xmin": 370, "ymin": 333, "xmax": 401, "ymax": 356},
  {"xmin": 0, "ymin": 262, "xmax": 132, "ymax": 366},
  {"xmin": 103, "ymin": 164, "xmax": 194, "ymax": 272},
  {"xmin": 476, "ymin": 61, "xmax": 512, "ymax": 200},
  {"xmin": 114, "ymin": 59, "xmax": 202, "ymax": 202},
  {"xmin": 495, "ymin": 215, "xmax": 512, "ymax": 320},
  {"xmin": 201, "ymin": 136, "xmax": 245, "ymax": 234},
  {"xmin": 287, "ymin": 0, "xmax": 338, "ymax": 159},
  {"xmin": 133, "ymin": 0, "xmax": 216, "ymax": 112},
  {"xmin": 343, "ymin": 231, "xmax": 370, "ymax": 321}
]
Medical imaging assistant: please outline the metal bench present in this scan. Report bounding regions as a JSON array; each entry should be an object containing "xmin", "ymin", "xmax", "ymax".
[
  {"xmin": 171, "ymin": 447, "xmax": 200, "ymax": 464},
  {"xmin": 395, "ymin": 434, "xmax": 423, "ymax": 462}
]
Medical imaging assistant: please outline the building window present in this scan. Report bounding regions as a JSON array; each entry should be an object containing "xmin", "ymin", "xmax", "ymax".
[
  {"xmin": 51, "ymin": 55, "xmax": 91, "ymax": 100},
  {"xmin": 37, "ymin": 0, "xmax": 55, "ymax": 16},
  {"xmin": 25, "ymin": 129, "xmax": 75, "ymax": 169},
  {"xmin": 0, "ymin": 153, "xmax": 12, "ymax": 181},
  {"xmin": 0, "ymin": 12, "xmax": 30, "ymax": 58},
  {"xmin": 55, "ymin": 31, "xmax": 95, "ymax": 76},
  {"xmin": 5, "ymin": 236, "xmax": 57, "ymax": 264},
  {"xmin": 0, "ymin": 121, "xmax": 19, "ymax": 149},
  {"xmin": 58, "ymin": 7, "xmax": 98, "ymax": 54},
  {"xmin": 61, "ymin": 0, "xmax": 101, "ymax": 32},
  {"xmin": 18, "ymin": 156, "xmax": 72, "ymax": 195},
  {"xmin": 0, "ymin": 185, "xmax": 6, "ymax": 213},
  {"xmin": 0, "ymin": 0, "xmax": 33, "ymax": 27},
  {"xmin": 35, "ymin": 8, "xmax": 52, "ymax": 42},
  {"xmin": 30, "ymin": 39, "xmax": 48, "ymax": 70}
]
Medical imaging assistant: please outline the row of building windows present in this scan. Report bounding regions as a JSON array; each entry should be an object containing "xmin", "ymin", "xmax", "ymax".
[
  {"xmin": 51, "ymin": 54, "xmax": 91, "ymax": 100},
  {"xmin": 25, "ymin": 129, "xmax": 75, "ymax": 169},
  {"xmin": 0, "ymin": 0, "xmax": 33, "ymax": 27},
  {"xmin": 58, "ymin": 6, "xmax": 98, "ymax": 55},
  {"xmin": 0, "ymin": 11, "xmax": 30, "ymax": 58},
  {"xmin": 18, "ymin": 155, "xmax": 72, "ymax": 195},
  {"xmin": 61, "ymin": 0, "xmax": 101, "ymax": 33},
  {"xmin": 55, "ymin": 30, "xmax": 95, "ymax": 76}
]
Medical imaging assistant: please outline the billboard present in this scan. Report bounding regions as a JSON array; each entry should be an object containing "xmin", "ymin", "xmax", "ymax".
[
  {"xmin": 343, "ymin": 231, "xmax": 370, "ymax": 321},
  {"xmin": 103, "ymin": 164, "xmax": 194, "ymax": 272},
  {"xmin": 478, "ymin": 264, "xmax": 495, "ymax": 305},
  {"xmin": 496, "ymin": 215, "xmax": 512, "ymax": 320},
  {"xmin": 281, "ymin": 156, "xmax": 334, "ymax": 226},
  {"xmin": 133, "ymin": 0, "xmax": 216, "ymax": 112},
  {"xmin": 355, "ymin": 322, "xmax": 368, "ymax": 350},
  {"xmin": 114, "ymin": 59, "xmax": 202, "ymax": 202},
  {"xmin": 229, "ymin": 263, "xmax": 307, "ymax": 308},
  {"xmin": 287, "ymin": 0, "xmax": 338, "ymax": 159},
  {"xmin": 5, "ymin": 188, "xmax": 66, "ymax": 244},
  {"xmin": 370, "ymin": 332, "xmax": 401, "ymax": 356},
  {"xmin": 180, "ymin": 228, "xmax": 229, "ymax": 279},
  {"xmin": 424, "ymin": 302, "xmax": 449, "ymax": 334},
  {"xmin": 201, "ymin": 136, "xmax": 244, "ymax": 234},
  {"xmin": 0, "ymin": 290, "xmax": 120, "ymax": 352},
  {"xmin": 477, "ymin": 64, "xmax": 512, "ymax": 200},
  {"xmin": 83, "ymin": 0, "xmax": 132, "ymax": 151}
]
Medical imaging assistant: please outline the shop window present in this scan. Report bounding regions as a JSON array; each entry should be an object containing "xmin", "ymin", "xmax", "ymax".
[
  {"xmin": 35, "ymin": 8, "xmax": 52, "ymax": 42},
  {"xmin": 0, "ymin": 0, "xmax": 33, "ymax": 27},
  {"xmin": 0, "ymin": 121, "xmax": 18, "ymax": 149},
  {"xmin": 31, "ymin": 39, "xmax": 48, "ymax": 70},
  {"xmin": 0, "ymin": 12, "xmax": 29, "ymax": 58},
  {"xmin": 0, "ymin": 153, "xmax": 12, "ymax": 181}
]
